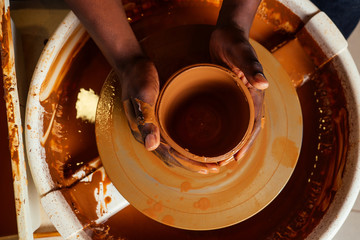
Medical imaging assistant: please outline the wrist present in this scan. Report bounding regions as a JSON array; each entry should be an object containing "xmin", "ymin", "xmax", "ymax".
[
  {"xmin": 114, "ymin": 54, "xmax": 153, "ymax": 88},
  {"xmin": 217, "ymin": 0, "xmax": 261, "ymax": 37},
  {"xmin": 113, "ymin": 42, "xmax": 144, "ymax": 68}
]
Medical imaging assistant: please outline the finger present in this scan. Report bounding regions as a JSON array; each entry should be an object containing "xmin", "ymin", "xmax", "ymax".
[
  {"xmin": 167, "ymin": 148, "xmax": 220, "ymax": 174},
  {"xmin": 123, "ymin": 99, "xmax": 144, "ymax": 143},
  {"xmin": 176, "ymin": 157, "xmax": 220, "ymax": 174},
  {"xmin": 249, "ymin": 88, "xmax": 265, "ymax": 120},
  {"xmin": 234, "ymin": 111, "xmax": 262, "ymax": 161},
  {"xmin": 242, "ymin": 57, "xmax": 268, "ymax": 90},
  {"xmin": 245, "ymin": 45, "xmax": 269, "ymax": 90},
  {"xmin": 252, "ymin": 72, "xmax": 269, "ymax": 90},
  {"xmin": 234, "ymin": 126, "xmax": 259, "ymax": 161},
  {"xmin": 218, "ymin": 156, "xmax": 235, "ymax": 167},
  {"xmin": 140, "ymin": 123, "xmax": 160, "ymax": 151},
  {"xmin": 131, "ymin": 98, "xmax": 160, "ymax": 151},
  {"xmin": 224, "ymin": 57, "xmax": 268, "ymax": 91}
]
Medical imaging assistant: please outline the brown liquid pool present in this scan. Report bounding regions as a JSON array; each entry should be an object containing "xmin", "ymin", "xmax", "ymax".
[{"xmin": 40, "ymin": 1, "xmax": 348, "ymax": 239}]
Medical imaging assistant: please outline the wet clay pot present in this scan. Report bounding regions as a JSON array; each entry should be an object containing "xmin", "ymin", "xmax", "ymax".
[{"xmin": 156, "ymin": 64, "xmax": 254, "ymax": 163}]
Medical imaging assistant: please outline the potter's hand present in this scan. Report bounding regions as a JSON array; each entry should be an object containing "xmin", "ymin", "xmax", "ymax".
[
  {"xmin": 210, "ymin": 26, "xmax": 268, "ymax": 90},
  {"xmin": 65, "ymin": 0, "xmax": 161, "ymax": 151},
  {"xmin": 119, "ymin": 59, "xmax": 219, "ymax": 174},
  {"xmin": 120, "ymin": 57, "xmax": 161, "ymax": 151},
  {"xmin": 210, "ymin": 26, "xmax": 268, "ymax": 162},
  {"xmin": 209, "ymin": 0, "xmax": 268, "ymax": 162},
  {"xmin": 116, "ymin": 60, "xmax": 219, "ymax": 174}
]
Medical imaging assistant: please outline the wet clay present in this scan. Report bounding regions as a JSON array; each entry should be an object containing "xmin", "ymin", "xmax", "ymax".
[
  {"xmin": 251, "ymin": 0, "xmax": 303, "ymax": 51},
  {"xmin": 41, "ymin": 39, "xmax": 111, "ymax": 187},
  {"xmin": 41, "ymin": 0, "xmax": 348, "ymax": 239},
  {"xmin": 61, "ymin": 169, "xmax": 113, "ymax": 225},
  {"xmin": 273, "ymin": 38, "xmax": 316, "ymax": 87}
]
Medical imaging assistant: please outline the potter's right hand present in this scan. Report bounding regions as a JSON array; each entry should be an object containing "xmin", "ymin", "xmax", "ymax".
[
  {"xmin": 209, "ymin": 0, "xmax": 267, "ymax": 162},
  {"xmin": 120, "ymin": 56, "xmax": 161, "ymax": 151}
]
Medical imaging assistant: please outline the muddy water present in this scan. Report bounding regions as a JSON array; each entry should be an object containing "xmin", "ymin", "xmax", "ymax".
[
  {"xmin": 40, "ymin": 1, "xmax": 348, "ymax": 239},
  {"xmin": 41, "ymin": 40, "xmax": 111, "ymax": 186},
  {"xmin": 0, "ymin": 75, "xmax": 18, "ymax": 236}
]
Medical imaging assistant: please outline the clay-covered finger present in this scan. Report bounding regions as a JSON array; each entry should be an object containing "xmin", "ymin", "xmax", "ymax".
[
  {"xmin": 131, "ymin": 98, "xmax": 160, "ymax": 151},
  {"xmin": 123, "ymin": 99, "xmax": 143, "ymax": 143}
]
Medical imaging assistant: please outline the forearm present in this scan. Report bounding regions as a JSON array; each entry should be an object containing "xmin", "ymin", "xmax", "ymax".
[
  {"xmin": 65, "ymin": 0, "xmax": 143, "ymax": 70},
  {"xmin": 217, "ymin": 0, "xmax": 261, "ymax": 37}
]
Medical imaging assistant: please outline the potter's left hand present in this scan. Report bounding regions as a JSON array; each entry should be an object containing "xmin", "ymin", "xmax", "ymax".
[
  {"xmin": 210, "ymin": 24, "xmax": 268, "ymax": 162},
  {"xmin": 120, "ymin": 57, "xmax": 161, "ymax": 151}
]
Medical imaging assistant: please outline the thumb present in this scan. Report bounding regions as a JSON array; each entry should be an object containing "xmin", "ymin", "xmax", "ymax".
[
  {"xmin": 130, "ymin": 98, "xmax": 160, "ymax": 151},
  {"xmin": 243, "ymin": 48, "xmax": 269, "ymax": 90}
]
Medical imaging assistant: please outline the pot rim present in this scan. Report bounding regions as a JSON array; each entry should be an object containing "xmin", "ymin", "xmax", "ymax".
[{"xmin": 156, "ymin": 63, "xmax": 255, "ymax": 163}]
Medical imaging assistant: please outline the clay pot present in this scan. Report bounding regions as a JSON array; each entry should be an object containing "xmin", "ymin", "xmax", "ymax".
[{"xmin": 156, "ymin": 64, "xmax": 254, "ymax": 163}]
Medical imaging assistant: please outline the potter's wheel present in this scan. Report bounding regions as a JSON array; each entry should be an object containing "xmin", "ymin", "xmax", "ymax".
[
  {"xmin": 25, "ymin": 1, "xmax": 359, "ymax": 238},
  {"xmin": 96, "ymin": 37, "xmax": 303, "ymax": 230}
]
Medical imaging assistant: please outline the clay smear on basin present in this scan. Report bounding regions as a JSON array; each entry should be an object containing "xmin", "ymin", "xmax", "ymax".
[
  {"xmin": 0, "ymin": 4, "xmax": 23, "ymax": 236},
  {"xmin": 37, "ymin": 0, "xmax": 348, "ymax": 239},
  {"xmin": 40, "ymin": 39, "xmax": 111, "ymax": 187}
]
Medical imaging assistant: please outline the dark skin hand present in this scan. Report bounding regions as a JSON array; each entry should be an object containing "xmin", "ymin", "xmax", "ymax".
[
  {"xmin": 210, "ymin": 0, "xmax": 268, "ymax": 160},
  {"xmin": 65, "ymin": 0, "xmax": 160, "ymax": 150},
  {"xmin": 66, "ymin": 0, "xmax": 268, "ymax": 173}
]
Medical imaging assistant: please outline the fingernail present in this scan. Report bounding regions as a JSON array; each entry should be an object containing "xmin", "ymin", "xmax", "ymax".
[
  {"xmin": 145, "ymin": 134, "xmax": 158, "ymax": 151},
  {"xmin": 254, "ymin": 73, "xmax": 269, "ymax": 90}
]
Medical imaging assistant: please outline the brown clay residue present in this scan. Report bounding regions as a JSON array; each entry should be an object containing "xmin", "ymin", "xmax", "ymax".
[
  {"xmin": 251, "ymin": 0, "xmax": 303, "ymax": 50},
  {"xmin": 162, "ymin": 215, "xmax": 175, "ymax": 226},
  {"xmin": 271, "ymin": 137, "xmax": 299, "ymax": 168},
  {"xmin": 193, "ymin": 197, "xmax": 210, "ymax": 211},
  {"xmin": 143, "ymin": 201, "xmax": 163, "ymax": 218},
  {"xmin": 39, "ymin": 26, "xmax": 89, "ymax": 103},
  {"xmin": 273, "ymin": 38, "xmax": 316, "ymax": 87},
  {"xmin": 0, "ymin": 5, "xmax": 25, "ymax": 235},
  {"xmin": 105, "ymin": 196, "xmax": 112, "ymax": 205},
  {"xmin": 133, "ymin": 98, "xmax": 157, "ymax": 126},
  {"xmin": 180, "ymin": 181, "xmax": 191, "ymax": 192},
  {"xmin": 257, "ymin": 0, "xmax": 302, "ymax": 33},
  {"xmin": 41, "ymin": 39, "xmax": 110, "ymax": 188},
  {"xmin": 62, "ymin": 170, "xmax": 113, "ymax": 224},
  {"xmin": 296, "ymin": 28, "xmax": 328, "ymax": 68}
]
